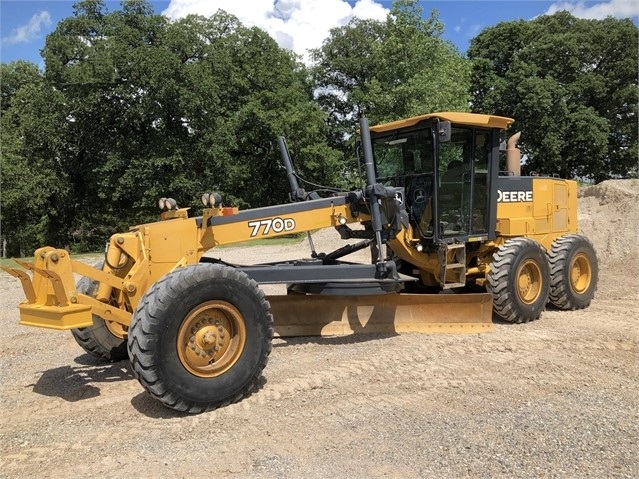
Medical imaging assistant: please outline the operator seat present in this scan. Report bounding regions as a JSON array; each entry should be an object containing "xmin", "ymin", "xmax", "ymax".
[{"xmin": 440, "ymin": 160, "xmax": 464, "ymax": 218}]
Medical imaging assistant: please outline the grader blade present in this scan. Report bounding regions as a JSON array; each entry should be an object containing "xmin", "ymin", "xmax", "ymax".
[{"xmin": 267, "ymin": 293, "xmax": 493, "ymax": 337}]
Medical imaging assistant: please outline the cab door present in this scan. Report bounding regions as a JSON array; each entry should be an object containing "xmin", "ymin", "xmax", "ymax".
[{"xmin": 438, "ymin": 128, "xmax": 492, "ymax": 238}]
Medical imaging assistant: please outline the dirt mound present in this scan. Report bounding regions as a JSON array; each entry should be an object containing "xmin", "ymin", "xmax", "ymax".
[{"xmin": 578, "ymin": 179, "xmax": 639, "ymax": 267}]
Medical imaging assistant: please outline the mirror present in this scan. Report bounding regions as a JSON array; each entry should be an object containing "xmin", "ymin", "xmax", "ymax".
[{"xmin": 438, "ymin": 121, "xmax": 451, "ymax": 142}]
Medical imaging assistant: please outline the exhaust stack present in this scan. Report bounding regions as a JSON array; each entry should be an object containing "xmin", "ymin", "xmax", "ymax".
[{"xmin": 506, "ymin": 131, "xmax": 521, "ymax": 176}]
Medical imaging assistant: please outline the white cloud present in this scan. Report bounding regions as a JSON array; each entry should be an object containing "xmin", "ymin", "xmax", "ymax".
[
  {"xmin": 450, "ymin": 16, "xmax": 482, "ymax": 40},
  {"xmin": 1, "ymin": 11, "xmax": 52, "ymax": 46},
  {"xmin": 162, "ymin": 0, "xmax": 389, "ymax": 63},
  {"xmin": 544, "ymin": 0, "xmax": 639, "ymax": 20}
]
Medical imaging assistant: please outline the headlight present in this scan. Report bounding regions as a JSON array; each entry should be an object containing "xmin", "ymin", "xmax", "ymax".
[
  {"xmin": 201, "ymin": 192, "xmax": 222, "ymax": 207},
  {"xmin": 158, "ymin": 197, "xmax": 177, "ymax": 211}
]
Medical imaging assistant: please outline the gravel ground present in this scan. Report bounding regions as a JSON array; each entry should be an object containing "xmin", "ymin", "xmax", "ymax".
[{"xmin": 0, "ymin": 180, "xmax": 637, "ymax": 479}]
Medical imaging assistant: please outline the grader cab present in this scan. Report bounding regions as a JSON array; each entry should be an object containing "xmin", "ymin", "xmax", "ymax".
[{"xmin": 3, "ymin": 113, "xmax": 598, "ymax": 413}]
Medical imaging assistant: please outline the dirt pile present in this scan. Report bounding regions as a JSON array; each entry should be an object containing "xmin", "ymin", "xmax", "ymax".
[{"xmin": 578, "ymin": 179, "xmax": 639, "ymax": 267}]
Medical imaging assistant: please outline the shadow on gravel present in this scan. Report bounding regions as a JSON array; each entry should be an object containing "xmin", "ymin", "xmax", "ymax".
[
  {"xmin": 31, "ymin": 354, "xmax": 132, "ymax": 402},
  {"xmin": 130, "ymin": 393, "xmax": 190, "ymax": 418},
  {"xmin": 130, "ymin": 375, "xmax": 269, "ymax": 419},
  {"xmin": 491, "ymin": 311, "xmax": 512, "ymax": 325},
  {"xmin": 273, "ymin": 332, "xmax": 397, "ymax": 348},
  {"xmin": 490, "ymin": 310, "xmax": 559, "ymax": 325}
]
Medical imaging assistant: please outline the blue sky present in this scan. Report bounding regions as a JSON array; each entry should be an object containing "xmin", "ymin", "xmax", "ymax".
[{"xmin": 1, "ymin": 0, "xmax": 638, "ymax": 66}]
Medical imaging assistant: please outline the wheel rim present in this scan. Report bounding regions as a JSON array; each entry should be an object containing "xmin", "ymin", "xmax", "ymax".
[
  {"xmin": 177, "ymin": 301, "xmax": 246, "ymax": 378},
  {"xmin": 570, "ymin": 252, "xmax": 592, "ymax": 294},
  {"xmin": 105, "ymin": 320, "xmax": 128, "ymax": 339},
  {"xmin": 516, "ymin": 259, "xmax": 542, "ymax": 304}
]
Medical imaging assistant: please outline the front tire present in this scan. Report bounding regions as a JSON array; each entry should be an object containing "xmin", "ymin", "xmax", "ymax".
[
  {"xmin": 487, "ymin": 238, "xmax": 550, "ymax": 323},
  {"xmin": 127, "ymin": 264, "xmax": 274, "ymax": 414},
  {"xmin": 71, "ymin": 272, "xmax": 128, "ymax": 361},
  {"xmin": 548, "ymin": 234, "xmax": 598, "ymax": 310}
]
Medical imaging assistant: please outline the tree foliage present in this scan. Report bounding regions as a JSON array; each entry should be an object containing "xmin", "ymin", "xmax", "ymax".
[
  {"xmin": 468, "ymin": 11, "xmax": 638, "ymax": 181},
  {"xmin": 1, "ymin": 0, "xmax": 339, "ymax": 255},
  {"xmin": 1, "ymin": 62, "xmax": 71, "ymax": 255},
  {"xmin": 2, "ymin": 1, "xmax": 637, "ymax": 257},
  {"xmin": 311, "ymin": 0, "xmax": 470, "ymax": 149}
]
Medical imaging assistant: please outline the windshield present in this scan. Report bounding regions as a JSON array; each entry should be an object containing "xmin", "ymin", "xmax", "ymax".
[
  {"xmin": 372, "ymin": 128, "xmax": 434, "ymax": 179},
  {"xmin": 371, "ymin": 124, "xmax": 493, "ymax": 241}
]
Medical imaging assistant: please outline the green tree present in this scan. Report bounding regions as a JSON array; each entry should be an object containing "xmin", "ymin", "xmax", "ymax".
[
  {"xmin": 468, "ymin": 11, "xmax": 638, "ymax": 181},
  {"xmin": 6, "ymin": 0, "xmax": 340, "ymax": 253},
  {"xmin": 1, "ymin": 61, "xmax": 42, "ymax": 112},
  {"xmin": 1, "ymin": 62, "xmax": 71, "ymax": 256},
  {"xmin": 39, "ymin": 0, "xmax": 170, "ymax": 249},
  {"xmin": 312, "ymin": 0, "xmax": 470, "ymax": 149}
]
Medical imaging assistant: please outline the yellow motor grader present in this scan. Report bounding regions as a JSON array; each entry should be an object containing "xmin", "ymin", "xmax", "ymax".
[{"xmin": 4, "ymin": 113, "xmax": 598, "ymax": 413}]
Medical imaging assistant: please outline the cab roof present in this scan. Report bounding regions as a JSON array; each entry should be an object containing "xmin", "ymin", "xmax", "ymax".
[{"xmin": 369, "ymin": 112, "xmax": 514, "ymax": 132}]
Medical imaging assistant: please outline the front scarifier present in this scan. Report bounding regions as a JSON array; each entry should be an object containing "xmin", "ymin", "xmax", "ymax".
[{"xmin": 127, "ymin": 264, "xmax": 273, "ymax": 413}]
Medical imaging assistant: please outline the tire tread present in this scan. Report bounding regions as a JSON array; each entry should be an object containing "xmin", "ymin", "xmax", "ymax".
[
  {"xmin": 548, "ymin": 234, "xmax": 598, "ymax": 310},
  {"xmin": 487, "ymin": 238, "xmax": 550, "ymax": 323},
  {"xmin": 71, "ymin": 274, "xmax": 128, "ymax": 361},
  {"xmin": 127, "ymin": 264, "xmax": 273, "ymax": 414}
]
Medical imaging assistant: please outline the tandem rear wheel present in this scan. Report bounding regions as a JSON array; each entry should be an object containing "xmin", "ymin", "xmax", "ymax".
[
  {"xmin": 548, "ymin": 234, "xmax": 598, "ymax": 310},
  {"xmin": 487, "ymin": 238, "xmax": 551, "ymax": 323},
  {"xmin": 127, "ymin": 264, "xmax": 274, "ymax": 414}
]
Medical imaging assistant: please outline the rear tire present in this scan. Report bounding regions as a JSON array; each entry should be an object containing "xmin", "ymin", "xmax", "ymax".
[
  {"xmin": 71, "ymin": 272, "xmax": 128, "ymax": 362},
  {"xmin": 487, "ymin": 238, "xmax": 550, "ymax": 323},
  {"xmin": 127, "ymin": 264, "xmax": 273, "ymax": 414},
  {"xmin": 548, "ymin": 234, "xmax": 598, "ymax": 310}
]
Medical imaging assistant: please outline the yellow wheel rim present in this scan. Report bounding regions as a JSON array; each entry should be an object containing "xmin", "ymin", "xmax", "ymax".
[
  {"xmin": 516, "ymin": 259, "xmax": 542, "ymax": 304},
  {"xmin": 570, "ymin": 253, "xmax": 592, "ymax": 294},
  {"xmin": 105, "ymin": 320, "xmax": 128, "ymax": 339},
  {"xmin": 177, "ymin": 301, "xmax": 246, "ymax": 378}
]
